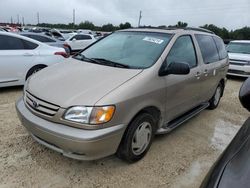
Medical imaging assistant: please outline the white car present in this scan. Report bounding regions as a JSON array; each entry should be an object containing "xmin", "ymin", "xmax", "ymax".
[
  {"xmin": 227, "ymin": 40, "xmax": 250, "ymax": 77},
  {"xmin": 66, "ymin": 33, "xmax": 96, "ymax": 53},
  {"xmin": 0, "ymin": 31, "xmax": 67, "ymax": 88}
]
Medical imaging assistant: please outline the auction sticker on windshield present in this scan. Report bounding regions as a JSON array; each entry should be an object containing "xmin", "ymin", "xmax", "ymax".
[{"xmin": 143, "ymin": 37, "xmax": 164, "ymax": 44}]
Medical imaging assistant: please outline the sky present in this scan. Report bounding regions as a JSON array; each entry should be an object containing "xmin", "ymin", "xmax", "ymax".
[{"xmin": 0, "ymin": 0, "xmax": 249, "ymax": 30}]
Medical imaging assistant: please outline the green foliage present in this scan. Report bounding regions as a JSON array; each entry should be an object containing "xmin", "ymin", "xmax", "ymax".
[{"xmin": 37, "ymin": 21, "xmax": 250, "ymax": 40}]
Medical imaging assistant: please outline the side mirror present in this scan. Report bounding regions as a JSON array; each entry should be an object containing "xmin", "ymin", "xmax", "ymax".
[
  {"xmin": 239, "ymin": 78, "xmax": 250, "ymax": 112},
  {"xmin": 159, "ymin": 62, "xmax": 190, "ymax": 76}
]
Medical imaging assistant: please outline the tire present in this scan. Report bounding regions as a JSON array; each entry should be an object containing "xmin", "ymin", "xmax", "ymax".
[
  {"xmin": 208, "ymin": 83, "xmax": 223, "ymax": 110},
  {"xmin": 116, "ymin": 113, "xmax": 156, "ymax": 163},
  {"xmin": 26, "ymin": 65, "xmax": 46, "ymax": 80}
]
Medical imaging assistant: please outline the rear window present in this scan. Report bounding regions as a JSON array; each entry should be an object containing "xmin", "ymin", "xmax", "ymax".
[
  {"xmin": 195, "ymin": 34, "xmax": 219, "ymax": 64},
  {"xmin": 213, "ymin": 36, "xmax": 228, "ymax": 60},
  {"xmin": 0, "ymin": 35, "xmax": 38, "ymax": 50}
]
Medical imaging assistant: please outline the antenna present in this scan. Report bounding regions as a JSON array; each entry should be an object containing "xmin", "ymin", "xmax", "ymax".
[{"xmin": 138, "ymin": 10, "xmax": 142, "ymax": 27}]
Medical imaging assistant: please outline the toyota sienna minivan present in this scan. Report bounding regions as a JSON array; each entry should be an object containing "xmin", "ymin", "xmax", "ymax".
[{"xmin": 16, "ymin": 28, "xmax": 229, "ymax": 162}]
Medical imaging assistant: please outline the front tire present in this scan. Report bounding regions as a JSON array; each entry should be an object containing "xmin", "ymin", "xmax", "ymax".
[
  {"xmin": 116, "ymin": 113, "xmax": 156, "ymax": 163},
  {"xmin": 208, "ymin": 83, "xmax": 223, "ymax": 110}
]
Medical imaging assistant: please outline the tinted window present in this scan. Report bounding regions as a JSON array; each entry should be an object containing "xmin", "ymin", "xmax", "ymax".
[
  {"xmin": 195, "ymin": 34, "xmax": 219, "ymax": 64},
  {"xmin": 0, "ymin": 35, "xmax": 38, "ymax": 50},
  {"xmin": 213, "ymin": 36, "xmax": 228, "ymax": 59},
  {"xmin": 24, "ymin": 34, "xmax": 56, "ymax": 43},
  {"xmin": 72, "ymin": 35, "xmax": 92, "ymax": 40},
  {"xmin": 166, "ymin": 35, "xmax": 197, "ymax": 68}
]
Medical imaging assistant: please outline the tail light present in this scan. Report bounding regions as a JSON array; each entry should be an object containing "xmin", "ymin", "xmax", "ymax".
[
  {"xmin": 63, "ymin": 43, "xmax": 70, "ymax": 48},
  {"xmin": 54, "ymin": 52, "xmax": 69, "ymax": 58}
]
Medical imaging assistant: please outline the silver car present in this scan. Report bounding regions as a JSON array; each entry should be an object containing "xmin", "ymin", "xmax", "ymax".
[{"xmin": 16, "ymin": 28, "xmax": 229, "ymax": 162}]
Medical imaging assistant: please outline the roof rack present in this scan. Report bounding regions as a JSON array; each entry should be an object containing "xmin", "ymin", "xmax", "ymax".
[
  {"xmin": 135, "ymin": 26, "xmax": 214, "ymax": 34},
  {"xmin": 183, "ymin": 27, "xmax": 214, "ymax": 34}
]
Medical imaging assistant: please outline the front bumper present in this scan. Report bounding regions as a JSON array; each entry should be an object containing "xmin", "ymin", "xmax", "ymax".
[
  {"xmin": 16, "ymin": 98, "xmax": 126, "ymax": 160},
  {"xmin": 227, "ymin": 64, "xmax": 250, "ymax": 77}
]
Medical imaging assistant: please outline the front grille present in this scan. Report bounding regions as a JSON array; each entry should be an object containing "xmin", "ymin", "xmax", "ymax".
[
  {"xmin": 228, "ymin": 69, "xmax": 250, "ymax": 75},
  {"xmin": 229, "ymin": 59, "xmax": 248, "ymax": 66},
  {"xmin": 25, "ymin": 91, "xmax": 60, "ymax": 117}
]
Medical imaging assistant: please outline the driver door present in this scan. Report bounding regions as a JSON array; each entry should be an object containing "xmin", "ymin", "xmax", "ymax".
[{"xmin": 163, "ymin": 35, "xmax": 203, "ymax": 122}]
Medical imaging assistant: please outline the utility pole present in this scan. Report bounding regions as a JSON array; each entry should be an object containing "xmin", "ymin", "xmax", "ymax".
[
  {"xmin": 37, "ymin": 12, "xmax": 40, "ymax": 25},
  {"xmin": 73, "ymin": 9, "xmax": 75, "ymax": 26},
  {"xmin": 17, "ymin": 14, "xmax": 20, "ymax": 24},
  {"xmin": 11, "ymin": 16, "xmax": 13, "ymax": 24},
  {"xmin": 22, "ymin": 17, "xmax": 25, "ymax": 26},
  {"xmin": 138, "ymin": 10, "xmax": 142, "ymax": 27}
]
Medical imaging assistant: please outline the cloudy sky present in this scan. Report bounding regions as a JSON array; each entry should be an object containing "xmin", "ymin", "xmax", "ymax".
[{"xmin": 0, "ymin": 0, "xmax": 249, "ymax": 29}]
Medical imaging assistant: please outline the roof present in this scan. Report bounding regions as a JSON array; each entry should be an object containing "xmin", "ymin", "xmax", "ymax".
[{"xmin": 120, "ymin": 27, "xmax": 215, "ymax": 35}]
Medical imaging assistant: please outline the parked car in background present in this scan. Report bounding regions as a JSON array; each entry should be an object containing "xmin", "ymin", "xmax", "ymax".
[
  {"xmin": 0, "ymin": 28, "xmax": 6, "ymax": 32},
  {"xmin": 50, "ymin": 29, "xmax": 75, "ymax": 41},
  {"xmin": 227, "ymin": 40, "xmax": 250, "ymax": 77},
  {"xmin": 0, "ymin": 31, "xmax": 68, "ymax": 88},
  {"xmin": 66, "ymin": 33, "xmax": 96, "ymax": 53},
  {"xmin": 200, "ymin": 78, "xmax": 250, "ymax": 188},
  {"xmin": 16, "ymin": 28, "xmax": 228, "ymax": 162},
  {"xmin": 77, "ymin": 29, "xmax": 94, "ymax": 35},
  {"xmin": 20, "ymin": 32, "xmax": 71, "ymax": 55}
]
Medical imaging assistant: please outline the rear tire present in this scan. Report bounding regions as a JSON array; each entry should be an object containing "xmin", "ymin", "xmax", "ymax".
[
  {"xmin": 208, "ymin": 83, "xmax": 223, "ymax": 110},
  {"xmin": 26, "ymin": 65, "xmax": 46, "ymax": 80},
  {"xmin": 116, "ymin": 113, "xmax": 156, "ymax": 163}
]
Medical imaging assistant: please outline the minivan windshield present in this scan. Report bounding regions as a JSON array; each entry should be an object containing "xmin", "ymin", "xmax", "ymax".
[
  {"xmin": 76, "ymin": 31, "xmax": 173, "ymax": 69},
  {"xmin": 227, "ymin": 42, "xmax": 250, "ymax": 54}
]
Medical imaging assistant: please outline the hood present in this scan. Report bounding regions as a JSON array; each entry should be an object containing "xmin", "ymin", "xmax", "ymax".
[
  {"xmin": 228, "ymin": 53, "xmax": 250, "ymax": 61},
  {"xmin": 27, "ymin": 58, "xmax": 143, "ymax": 107}
]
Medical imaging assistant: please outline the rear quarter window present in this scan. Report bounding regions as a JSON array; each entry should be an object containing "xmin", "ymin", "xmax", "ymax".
[
  {"xmin": 213, "ymin": 36, "xmax": 228, "ymax": 60},
  {"xmin": 195, "ymin": 34, "xmax": 220, "ymax": 64}
]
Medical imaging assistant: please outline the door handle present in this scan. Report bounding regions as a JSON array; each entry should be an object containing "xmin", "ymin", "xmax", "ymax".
[
  {"xmin": 204, "ymin": 69, "xmax": 209, "ymax": 77},
  {"xmin": 23, "ymin": 53, "xmax": 34, "ymax": 56},
  {"xmin": 195, "ymin": 72, "xmax": 201, "ymax": 79}
]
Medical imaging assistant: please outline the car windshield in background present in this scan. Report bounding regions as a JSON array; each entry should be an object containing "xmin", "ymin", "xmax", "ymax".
[
  {"xmin": 227, "ymin": 42, "xmax": 250, "ymax": 54},
  {"xmin": 77, "ymin": 31, "xmax": 173, "ymax": 69}
]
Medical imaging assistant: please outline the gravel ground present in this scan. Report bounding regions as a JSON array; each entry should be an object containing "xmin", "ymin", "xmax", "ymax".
[{"xmin": 0, "ymin": 77, "xmax": 249, "ymax": 188}]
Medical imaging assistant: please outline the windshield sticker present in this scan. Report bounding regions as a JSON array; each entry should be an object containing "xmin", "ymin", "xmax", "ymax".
[{"xmin": 143, "ymin": 37, "xmax": 164, "ymax": 44}]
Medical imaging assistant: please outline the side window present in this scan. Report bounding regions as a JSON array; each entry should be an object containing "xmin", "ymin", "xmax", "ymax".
[
  {"xmin": 0, "ymin": 35, "xmax": 24, "ymax": 49},
  {"xmin": 22, "ymin": 40, "xmax": 38, "ymax": 49},
  {"xmin": 77, "ymin": 35, "xmax": 92, "ymax": 40},
  {"xmin": 28, "ymin": 35, "xmax": 55, "ymax": 43},
  {"xmin": 166, "ymin": 35, "xmax": 197, "ymax": 68},
  {"xmin": 0, "ymin": 35, "xmax": 38, "ymax": 50},
  {"xmin": 213, "ymin": 36, "xmax": 228, "ymax": 60},
  {"xmin": 195, "ymin": 34, "xmax": 220, "ymax": 64}
]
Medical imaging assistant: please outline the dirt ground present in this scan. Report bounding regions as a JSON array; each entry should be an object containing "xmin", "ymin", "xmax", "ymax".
[{"xmin": 0, "ymin": 77, "xmax": 249, "ymax": 188}]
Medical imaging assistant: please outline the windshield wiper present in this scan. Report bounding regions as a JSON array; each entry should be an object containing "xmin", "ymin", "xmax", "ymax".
[
  {"xmin": 92, "ymin": 58, "xmax": 130, "ymax": 68},
  {"xmin": 74, "ymin": 54, "xmax": 101, "ymax": 64}
]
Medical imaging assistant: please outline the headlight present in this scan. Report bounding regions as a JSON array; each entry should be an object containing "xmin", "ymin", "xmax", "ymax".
[{"xmin": 63, "ymin": 106, "xmax": 115, "ymax": 125}]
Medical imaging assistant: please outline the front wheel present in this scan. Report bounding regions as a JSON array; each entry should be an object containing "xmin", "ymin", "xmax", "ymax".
[
  {"xmin": 208, "ymin": 83, "xmax": 223, "ymax": 110},
  {"xmin": 116, "ymin": 113, "xmax": 156, "ymax": 163}
]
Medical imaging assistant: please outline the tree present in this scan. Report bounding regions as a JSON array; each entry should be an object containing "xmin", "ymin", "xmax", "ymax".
[
  {"xmin": 119, "ymin": 22, "xmax": 132, "ymax": 29},
  {"xmin": 78, "ymin": 21, "xmax": 95, "ymax": 30},
  {"xmin": 101, "ymin": 23, "xmax": 117, "ymax": 32}
]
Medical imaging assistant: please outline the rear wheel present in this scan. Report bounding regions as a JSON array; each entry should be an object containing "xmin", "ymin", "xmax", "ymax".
[
  {"xmin": 26, "ymin": 65, "xmax": 46, "ymax": 80},
  {"xmin": 208, "ymin": 83, "xmax": 223, "ymax": 110},
  {"xmin": 116, "ymin": 113, "xmax": 156, "ymax": 163}
]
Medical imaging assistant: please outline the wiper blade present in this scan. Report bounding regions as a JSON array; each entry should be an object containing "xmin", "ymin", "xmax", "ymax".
[
  {"xmin": 93, "ymin": 58, "xmax": 130, "ymax": 68},
  {"xmin": 74, "ymin": 54, "xmax": 101, "ymax": 64}
]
